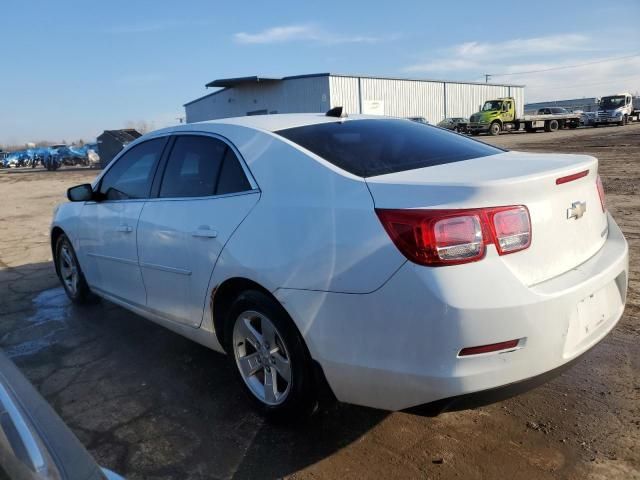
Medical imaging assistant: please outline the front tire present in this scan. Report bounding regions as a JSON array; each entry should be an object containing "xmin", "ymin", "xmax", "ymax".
[
  {"xmin": 55, "ymin": 234, "xmax": 95, "ymax": 304},
  {"xmin": 489, "ymin": 121, "xmax": 501, "ymax": 136},
  {"xmin": 225, "ymin": 290, "xmax": 317, "ymax": 420}
]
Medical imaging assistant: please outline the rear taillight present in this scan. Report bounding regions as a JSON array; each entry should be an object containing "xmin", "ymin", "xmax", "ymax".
[
  {"xmin": 486, "ymin": 206, "xmax": 531, "ymax": 255},
  {"xmin": 596, "ymin": 175, "xmax": 606, "ymax": 212},
  {"xmin": 376, "ymin": 206, "xmax": 531, "ymax": 267}
]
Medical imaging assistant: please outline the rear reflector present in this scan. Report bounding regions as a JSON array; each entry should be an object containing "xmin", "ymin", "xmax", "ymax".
[
  {"xmin": 459, "ymin": 339, "xmax": 520, "ymax": 356},
  {"xmin": 556, "ymin": 170, "xmax": 589, "ymax": 185}
]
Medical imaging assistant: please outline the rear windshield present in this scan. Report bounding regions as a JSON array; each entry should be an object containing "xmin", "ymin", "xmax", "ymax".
[{"xmin": 275, "ymin": 119, "xmax": 503, "ymax": 177}]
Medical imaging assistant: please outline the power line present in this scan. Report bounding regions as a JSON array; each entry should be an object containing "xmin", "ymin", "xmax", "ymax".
[
  {"xmin": 487, "ymin": 53, "xmax": 640, "ymax": 77},
  {"xmin": 526, "ymin": 72, "xmax": 640, "ymax": 91}
]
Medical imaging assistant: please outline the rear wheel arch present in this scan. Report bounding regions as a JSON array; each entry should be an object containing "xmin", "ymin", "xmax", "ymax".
[{"xmin": 212, "ymin": 278, "xmax": 286, "ymax": 351}]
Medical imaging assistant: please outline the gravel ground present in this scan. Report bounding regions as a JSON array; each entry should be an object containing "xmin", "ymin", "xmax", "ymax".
[{"xmin": 0, "ymin": 124, "xmax": 638, "ymax": 479}]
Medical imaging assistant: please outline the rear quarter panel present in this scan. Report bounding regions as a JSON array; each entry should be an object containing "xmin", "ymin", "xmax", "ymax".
[{"xmin": 201, "ymin": 124, "xmax": 406, "ymax": 294}]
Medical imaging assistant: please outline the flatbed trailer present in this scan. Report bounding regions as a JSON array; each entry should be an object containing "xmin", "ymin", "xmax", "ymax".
[
  {"xmin": 520, "ymin": 112, "xmax": 582, "ymax": 133},
  {"xmin": 468, "ymin": 97, "xmax": 581, "ymax": 135}
]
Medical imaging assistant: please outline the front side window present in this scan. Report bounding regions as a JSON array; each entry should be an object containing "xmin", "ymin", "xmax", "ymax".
[
  {"xmin": 99, "ymin": 138, "xmax": 165, "ymax": 200},
  {"xmin": 276, "ymin": 119, "xmax": 503, "ymax": 177},
  {"xmin": 159, "ymin": 135, "xmax": 251, "ymax": 198}
]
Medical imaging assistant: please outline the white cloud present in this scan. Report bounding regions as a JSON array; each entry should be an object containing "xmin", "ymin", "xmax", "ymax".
[
  {"xmin": 403, "ymin": 33, "xmax": 640, "ymax": 100},
  {"xmin": 233, "ymin": 24, "xmax": 391, "ymax": 45}
]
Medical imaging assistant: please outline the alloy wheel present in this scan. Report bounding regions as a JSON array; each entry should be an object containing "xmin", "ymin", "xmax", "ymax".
[
  {"xmin": 232, "ymin": 310, "xmax": 292, "ymax": 405},
  {"xmin": 58, "ymin": 242, "xmax": 78, "ymax": 297}
]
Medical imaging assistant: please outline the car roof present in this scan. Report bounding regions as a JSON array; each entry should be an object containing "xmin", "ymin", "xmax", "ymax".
[{"xmin": 189, "ymin": 113, "xmax": 388, "ymax": 133}]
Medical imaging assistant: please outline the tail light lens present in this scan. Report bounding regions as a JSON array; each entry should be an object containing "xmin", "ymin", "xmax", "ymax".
[
  {"xmin": 487, "ymin": 206, "xmax": 531, "ymax": 254},
  {"xmin": 433, "ymin": 215, "xmax": 484, "ymax": 261},
  {"xmin": 376, "ymin": 206, "xmax": 531, "ymax": 266},
  {"xmin": 596, "ymin": 175, "xmax": 606, "ymax": 212}
]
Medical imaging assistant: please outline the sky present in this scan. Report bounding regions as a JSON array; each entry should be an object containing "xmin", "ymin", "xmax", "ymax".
[{"xmin": 1, "ymin": 0, "xmax": 639, "ymax": 146}]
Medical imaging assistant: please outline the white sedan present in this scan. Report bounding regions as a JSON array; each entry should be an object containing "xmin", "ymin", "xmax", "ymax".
[{"xmin": 51, "ymin": 112, "xmax": 628, "ymax": 418}]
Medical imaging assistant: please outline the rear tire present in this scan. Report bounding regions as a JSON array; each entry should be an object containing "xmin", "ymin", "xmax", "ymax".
[
  {"xmin": 225, "ymin": 290, "xmax": 317, "ymax": 421},
  {"xmin": 545, "ymin": 119, "xmax": 559, "ymax": 132},
  {"xmin": 55, "ymin": 234, "xmax": 96, "ymax": 304}
]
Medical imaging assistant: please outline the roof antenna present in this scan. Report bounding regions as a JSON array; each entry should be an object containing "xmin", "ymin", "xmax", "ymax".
[{"xmin": 326, "ymin": 106, "xmax": 347, "ymax": 118}]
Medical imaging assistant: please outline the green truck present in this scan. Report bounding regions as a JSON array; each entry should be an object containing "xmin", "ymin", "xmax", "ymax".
[{"xmin": 467, "ymin": 97, "xmax": 581, "ymax": 136}]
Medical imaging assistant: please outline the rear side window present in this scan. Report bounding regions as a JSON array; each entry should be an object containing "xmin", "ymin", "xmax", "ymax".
[
  {"xmin": 216, "ymin": 148, "xmax": 252, "ymax": 195},
  {"xmin": 275, "ymin": 119, "xmax": 503, "ymax": 177},
  {"xmin": 160, "ymin": 136, "xmax": 226, "ymax": 198},
  {"xmin": 159, "ymin": 135, "xmax": 251, "ymax": 198},
  {"xmin": 99, "ymin": 138, "xmax": 165, "ymax": 200}
]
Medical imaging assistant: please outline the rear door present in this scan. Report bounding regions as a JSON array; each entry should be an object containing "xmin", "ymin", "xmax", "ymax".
[
  {"xmin": 137, "ymin": 134, "xmax": 259, "ymax": 327},
  {"xmin": 78, "ymin": 137, "xmax": 167, "ymax": 305}
]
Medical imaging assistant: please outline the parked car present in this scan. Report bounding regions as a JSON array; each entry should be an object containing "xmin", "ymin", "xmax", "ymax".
[
  {"xmin": 536, "ymin": 107, "xmax": 570, "ymax": 115},
  {"xmin": 437, "ymin": 117, "xmax": 469, "ymax": 132},
  {"xmin": 52, "ymin": 112, "xmax": 629, "ymax": 418},
  {"xmin": 0, "ymin": 349, "xmax": 123, "ymax": 479}
]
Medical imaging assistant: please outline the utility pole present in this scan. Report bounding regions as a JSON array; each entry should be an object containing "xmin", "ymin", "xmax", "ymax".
[{"xmin": 484, "ymin": 74, "xmax": 491, "ymax": 84}]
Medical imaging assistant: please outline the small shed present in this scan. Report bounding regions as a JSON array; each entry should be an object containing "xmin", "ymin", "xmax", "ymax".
[{"xmin": 96, "ymin": 129, "xmax": 141, "ymax": 169}]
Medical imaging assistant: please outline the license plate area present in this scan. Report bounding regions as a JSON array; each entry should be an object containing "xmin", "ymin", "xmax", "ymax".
[{"xmin": 563, "ymin": 281, "xmax": 622, "ymax": 358}]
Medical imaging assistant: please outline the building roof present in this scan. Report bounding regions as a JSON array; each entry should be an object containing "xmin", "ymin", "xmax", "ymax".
[{"xmin": 205, "ymin": 76, "xmax": 282, "ymax": 88}]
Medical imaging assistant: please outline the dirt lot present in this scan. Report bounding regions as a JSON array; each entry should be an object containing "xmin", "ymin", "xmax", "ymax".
[{"xmin": 0, "ymin": 125, "xmax": 638, "ymax": 480}]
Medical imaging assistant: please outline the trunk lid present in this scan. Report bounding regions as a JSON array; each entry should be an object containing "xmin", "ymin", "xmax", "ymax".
[{"xmin": 366, "ymin": 151, "xmax": 608, "ymax": 286}]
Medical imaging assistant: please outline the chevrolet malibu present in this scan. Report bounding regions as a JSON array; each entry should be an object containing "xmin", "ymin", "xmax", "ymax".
[{"xmin": 51, "ymin": 112, "xmax": 629, "ymax": 418}]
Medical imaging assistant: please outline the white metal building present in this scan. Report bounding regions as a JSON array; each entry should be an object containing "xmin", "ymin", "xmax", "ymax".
[{"xmin": 184, "ymin": 73, "xmax": 524, "ymax": 125}]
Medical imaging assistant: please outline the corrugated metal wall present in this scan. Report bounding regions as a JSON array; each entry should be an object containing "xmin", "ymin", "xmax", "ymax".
[
  {"xmin": 362, "ymin": 78, "xmax": 445, "ymax": 124},
  {"xmin": 185, "ymin": 74, "xmax": 524, "ymax": 124},
  {"xmin": 185, "ymin": 76, "xmax": 330, "ymax": 122},
  {"xmin": 328, "ymin": 76, "xmax": 360, "ymax": 114},
  {"xmin": 445, "ymin": 83, "xmax": 524, "ymax": 119},
  {"xmin": 328, "ymin": 75, "xmax": 524, "ymax": 124}
]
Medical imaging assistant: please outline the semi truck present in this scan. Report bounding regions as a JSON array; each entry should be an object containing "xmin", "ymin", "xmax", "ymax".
[
  {"xmin": 467, "ymin": 97, "xmax": 581, "ymax": 136},
  {"xmin": 593, "ymin": 93, "xmax": 636, "ymax": 126}
]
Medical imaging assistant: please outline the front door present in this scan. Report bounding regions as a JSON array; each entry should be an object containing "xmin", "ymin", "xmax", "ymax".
[
  {"xmin": 137, "ymin": 134, "xmax": 258, "ymax": 326},
  {"xmin": 78, "ymin": 137, "xmax": 167, "ymax": 305}
]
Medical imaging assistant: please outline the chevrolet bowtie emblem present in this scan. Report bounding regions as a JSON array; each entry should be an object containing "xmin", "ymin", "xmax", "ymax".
[{"xmin": 567, "ymin": 201, "xmax": 587, "ymax": 220}]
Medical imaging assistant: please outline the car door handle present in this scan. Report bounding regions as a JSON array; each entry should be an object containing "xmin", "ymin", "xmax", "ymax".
[
  {"xmin": 116, "ymin": 224, "xmax": 133, "ymax": 233},
  {"xmin": 191, "ymin": 226, "xmax": 218, "ymax": 238}
]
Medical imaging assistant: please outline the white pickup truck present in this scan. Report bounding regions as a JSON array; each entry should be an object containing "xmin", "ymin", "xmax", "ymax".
[{"xmin": 593, "ymin": 93, "xmax": 637, "ymax": 126}]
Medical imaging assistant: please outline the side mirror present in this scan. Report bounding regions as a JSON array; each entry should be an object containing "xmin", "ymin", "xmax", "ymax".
[{"xmin": 67, "ymin": 184, "xmax": 94, "ymax": 202}]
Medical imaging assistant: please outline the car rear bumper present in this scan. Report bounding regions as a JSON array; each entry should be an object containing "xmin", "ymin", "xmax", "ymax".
[{"xmin": 276, "ymin": 213, "xmax": 628, "ymax": 411}]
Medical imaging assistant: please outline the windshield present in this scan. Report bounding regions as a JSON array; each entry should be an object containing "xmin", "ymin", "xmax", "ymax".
[
  {"xmin": 600, "ymin": 96, "xmax": 625, "ymax": 109},
  {"xmin": 482, "ymin": 101, "xmax": 502, "ymax": 111}
]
